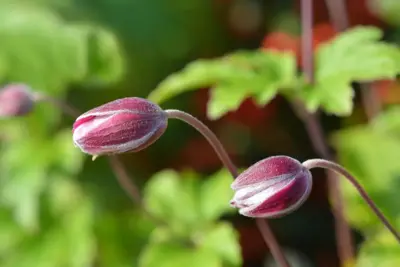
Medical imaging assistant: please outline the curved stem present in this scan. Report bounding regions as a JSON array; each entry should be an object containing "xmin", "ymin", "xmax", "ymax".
[
  {"xmin": 165, "ymin": 109, "xmax": 238, "ymax": 177},
  {"xmin": 108, "ymin": 155, "xmax": 143, "ymax": 204},
  {"xmin": 166, "ymin": 109, "xmax": 290, "ymax": 267},
  {"xmin": 302, "ymin": 159, "xmax": 400, "ymax": 243}
]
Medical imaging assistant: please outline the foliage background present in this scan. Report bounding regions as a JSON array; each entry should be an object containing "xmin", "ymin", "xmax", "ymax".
[{"xmin": 1, "ymin": 0, "xmax": 400, "ymax": 266}]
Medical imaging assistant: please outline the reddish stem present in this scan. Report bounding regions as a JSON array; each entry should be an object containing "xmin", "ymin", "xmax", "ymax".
[
  {"xmin": 166, "ymin": 109, "xmax": 290, "ymax": 267},
  {"xmin": 303, "ymin": 159, "xmax": 400, "ymax": 243},
  {"xmin": 300, "ymin": 0, "xmax": 355, "ymax": 265}
]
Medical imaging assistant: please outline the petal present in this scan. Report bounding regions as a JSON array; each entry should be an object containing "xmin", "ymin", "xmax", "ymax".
[
  {"xmin": 231, "ymin": 156, "xmax": 302, "ymax": 190},
  {"xmin": 240, "ymin": 168, "xmax": 312, "ymax": 218}
]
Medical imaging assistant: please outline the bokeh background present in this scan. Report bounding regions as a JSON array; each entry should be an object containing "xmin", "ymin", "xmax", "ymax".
[{"xmin": 1, "ymin": 0, "xmax": 400, "ymax": 266}]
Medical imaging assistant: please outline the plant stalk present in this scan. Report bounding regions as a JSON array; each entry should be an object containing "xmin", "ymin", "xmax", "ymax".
[
  {"xmin": 302, "ymin": 159, "xmax": 400, "ymax": 243},
  {"xmin": 299, "ymin": 0, "xmax": 355, "ymax": 265},
  {"xmin": 166, "ymin": 109, "xmax": 290, "ymax": 267}
]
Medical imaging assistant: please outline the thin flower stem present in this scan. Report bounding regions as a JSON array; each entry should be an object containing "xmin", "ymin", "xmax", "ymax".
[
  {"xmin": 165, "ymin": 109, "xmax": 238, "ymax": 176},
  {"xmin": 302, "ymin": 159, "xmax": 400, "ymax": 243},
  {"xmin": 108, "ymin": 155, "xmax": 143, "ymax": 204},
  {"xmin": 165, "ymin": 109, "xmax": 290, "ymax": 267},
  {"xmin": 324, "ymin": 0, "xmax": 381, "ymax": 120},
  {"xmin": 300, "ymin": 0, "xmax": 355, "ymax": 264}
]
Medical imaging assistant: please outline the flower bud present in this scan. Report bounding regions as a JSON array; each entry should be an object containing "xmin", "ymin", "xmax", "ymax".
[
  {"xmin": 72, "ymin": 97, "xmax": 168, "ymax": 157},
  {"xmin": 230, "ymin": 156, "xmax": 312, "ymax": 218},
  {"xmin": 0, "ymin": 84, "xmax": 34, "ymax": 118}
]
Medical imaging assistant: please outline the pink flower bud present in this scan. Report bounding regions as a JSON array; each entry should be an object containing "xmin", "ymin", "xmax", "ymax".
[
  {"xmin": 230, "ymin": 156, "xmax": 312, "ymax": 218},
  {"xmin": 0, "ymin": 84, "xmax": 34, "ymax": 118},
  {"xmin": 72, "ymin": 97, "xmax": 168, "ymax": 156}
]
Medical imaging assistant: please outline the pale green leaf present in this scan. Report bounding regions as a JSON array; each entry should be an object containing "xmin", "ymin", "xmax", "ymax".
[
  {"xmin": 302, "ymin": 26, "xmax": 400, "ymax": 115},
  {"xmin": 200, "ymin": 169, "xmax": 235, "ymax": 221},
  {"xmin": 371, "ymin": 0, "xmax": 400, "ymax": 26},
  {"xmin": 52, "ymin": 129, "xmax": 84, "ymax": 175},
  {"xmin": 139, "ymin": 242, "xmax": 221, "ymax": 267},
  {"xmin": 148, "ymin": 50, "xmax": 296, "ymax": 120},
  {"xmin": 148, "ymin": 59, "xmax": 239, "ymax": 104},
  {"xmin": 356, "ymin": 230, "xmax": 400, "ymax": 267},
  {"xmin": 207, "ymin": 85, "xmax": 250, "ymax": 120},
  {"xmin": 332, "ymin": 124, "xmax": 400, "ymax": 231},
  {"xmin": 143, "ymin": 170, "xmax": 201, "ymax": 233},
  {"xmin": 85, "ymin": 27, "xmax": 125, "ymax": 85},
  {"xmin": 199, "ymin": 222, "xmax": 242, "ymax": 266}
]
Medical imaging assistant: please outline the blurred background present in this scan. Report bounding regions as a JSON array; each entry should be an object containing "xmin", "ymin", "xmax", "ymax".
[{"xmin": 0, "ymin": 0, "xmax": 400, "ymax": 266}]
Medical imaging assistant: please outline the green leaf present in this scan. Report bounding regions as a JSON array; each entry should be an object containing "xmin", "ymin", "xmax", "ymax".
[
  {"xmin": 143, "ymin": 170, "xmax": 201, "ymax": 234},
  {"xmin": 200, "ymin": 169, "xmax": 234, "ymax": 221},
  {"xmin": 372, "ymin": 0, "xmax": 400, "ymax": 26},
  {"xmin": 332, "ymin": 120, "xmax": 400, "ymax": 232},
  {"xmin": 199, "ymin": 222, "xmax": 242, "ymax": 266},
  {"xmin": 52, "ymin": 129, "xmax": 85, "ymax": 175},
  {"xmin": 96, "ymin": 211, "xmax": 154, "ymax": 267},
  {"xmin": 207, "ymin": 51, "xmax": 296, "ymax": 119},
  {"xmin": 356, "ymin": 230, "xmax": 400, "ymax": 267},
  {"xmin": 301, "ymin": 26, "xmax": 400, "ymax": 115},
  {"xmin": 139, "ymin": 242, "xmax": 221, "ymax": 267},
  {"xmin": 148, "ymin": 50, "xmax": 296, "ymax": 120},
  {"xmin": 1, "ymin": 192, "xmax": 95, "ymax": 267},
  {"xmin": 372, "ymin": 106, "xmax": 400, "ymax": 136},
  {"xmin": 147, "ymin": 59, "xmax": 235, "ymax": 104},
  {"xmin": 85, "ymin": 27, "xmax": 125, "ymax": 85},
  {"xmin": 207, "ymin": 84, "xmax": 250, "ymax": 120}
]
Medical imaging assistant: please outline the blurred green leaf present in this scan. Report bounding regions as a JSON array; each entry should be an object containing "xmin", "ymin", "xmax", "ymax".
[
  {"xmin": 371, "ymin": 0, "xmax": 400, "ymax": 26},
  {"xmin": 199, "ymin": 222, "xmax": 242, "ymax": 266},
  {"xmin": 139, "ymin": 241, "xmax": 221, "ymax": 267},
  {"xmin": 52, "ymin": 129, "xmax": 84, "ymax": 175},
  {"xmin": 143, "ymin": 169, "xmax": 200, "ymax": 235},
  {"xmin": 356, "ymin": 230, "xmax": 400, "ymax": 267},
  {"xmin": 300, "ymin": 26, "xmax": 400, "ymax": 115},
  {"xmin": 1, "ymin": 184, "xmax": 95, "ymax": 267},
  {"xmin": 149, "ymin": 50, "xmax": 296, "ymax": 119},
  {"xmin": 85, "ymin": 26, "xmax": 125, "ymax": 86},
  {"xmin": 333, "ymin": 126, "xmax": 400, "ymax": 231},
  {"xmin": 0, "ymin": 4, "xmax": 124, "ymax": 92},
  {"xmin": 96, "ymin": 211, "xmax": 154, "ymax": 267},
  {"xmin": 200, "ymin": 169, "xmax": 234, "ymax": 221}
]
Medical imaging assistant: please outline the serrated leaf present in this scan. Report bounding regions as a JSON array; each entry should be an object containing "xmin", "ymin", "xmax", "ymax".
[
  {"xmin": 302, "ymin": 26, "xmax": 400, "ymax": 115},
  {"xmin": 139, "ymin": 242, "xmax": 221, "ymax": 267},
  {"xmin": 149, "ymin": 50, "xmax": 296, "ymax": 120},
  {"xmin": 200, "ymin": 169, "xmax": 234, "ymax": 221},
  {"xmin": 207, "ymin": 84, "xmax": 250, "ymax": 120},
  {"xmin": 148, "ymin": 59, "xmax": 239, "ymax": 104},
  {"xmin": 199, "ymin": 222, "xmax": 242, "ymax": 266}
]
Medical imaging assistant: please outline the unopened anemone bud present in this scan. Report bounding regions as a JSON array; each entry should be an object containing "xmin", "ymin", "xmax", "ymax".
[
  {"xmin": 72, "ymin": 97, "xmax": 168, "ymax": 157},
  {"xmin": 230, "ymin": 155, "xmax": 312, "ymax": 218},
  {"xmin": 0, "ymin": 83, "xmax": 34, "ymax": 118}
]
